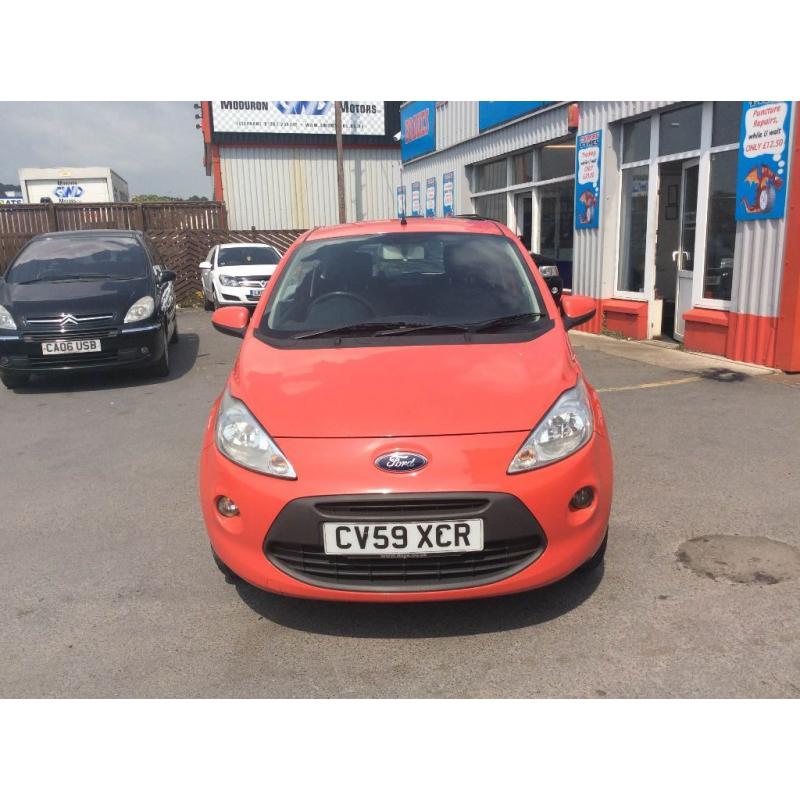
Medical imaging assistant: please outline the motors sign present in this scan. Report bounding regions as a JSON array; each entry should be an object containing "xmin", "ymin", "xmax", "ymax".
[{"xmin": 211, "ymin": 101, "xmax": 385, "ymax": 136}]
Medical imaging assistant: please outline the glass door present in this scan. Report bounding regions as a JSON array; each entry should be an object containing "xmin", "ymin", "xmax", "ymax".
[{"xmin": 673, "ymin": 159, "xmax": 699, "ymax": 340}]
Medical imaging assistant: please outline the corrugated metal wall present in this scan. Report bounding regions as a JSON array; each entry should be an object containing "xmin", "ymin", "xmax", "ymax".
[
  {"xmin": 435, "ymin": 101, "xmax": 478, "ymax": 150},
  {"xmin": 402, "ymin": 103, "xmax": 570, "ymax": 215},
  {"xmin": 573, "ymin": 101, "xmax": 674, "ymax": 298},
  {"xmin": 220, "ymin": 146, "xmax": 400, "ymax": 229}
]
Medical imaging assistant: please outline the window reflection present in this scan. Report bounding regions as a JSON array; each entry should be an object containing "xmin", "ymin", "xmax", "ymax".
[
  {"xmin": 704, "ymin": 150, "xmax": 737, "ymax": 301},
  {"xmin": 618, "ymin": 167, "xmax": 649, "ymax": 293}
]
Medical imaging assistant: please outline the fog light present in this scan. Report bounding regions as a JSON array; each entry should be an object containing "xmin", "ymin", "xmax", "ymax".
[
  {"xmin": 140, "ymin": 346, "xmax": 150, "ymax": 355},
  {"xmin": 216, "ymin": 496, "xmax": 240, "ymax": 517},
  {"xmin": 570, "ymin": 486, "xmax": 595, "ymax": 510}
]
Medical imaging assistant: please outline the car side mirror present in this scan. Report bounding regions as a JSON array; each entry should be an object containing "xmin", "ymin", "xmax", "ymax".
[
  {"xmin": 199, "ymin": 261, "xmax": 211, "ymax": 271},
  {"xmin": 212, "ymin": 306, "xmax": 250, "ymax": 338},
  {"xmin": 560, "ymin": 294, "xmax": 597, "ymax": 330},
  {"xmin": 158, "ymin": 269, "xmax": 177, "ymax": 284}
]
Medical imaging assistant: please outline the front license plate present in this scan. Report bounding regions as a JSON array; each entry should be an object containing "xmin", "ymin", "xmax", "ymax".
[
  {"xmin": 41, "ymin": 339, "xmax": 101, "ymax": 355},
  {"xmin": 322, "ymin": 519, "xmax": 484, "ymax": 556},
  {"xmin": 247, "ymin": 289, "xmax": 263, "ymax": 299}
]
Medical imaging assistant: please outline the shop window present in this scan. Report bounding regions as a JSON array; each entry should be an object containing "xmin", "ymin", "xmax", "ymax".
[
  {"xmin": 659, "ymin": 104, "xmax": 702, "ymax": 156},
  {"xmin": 622, "ymin": 118, "xmax": 650, "ymax": 164},
  {"xmin": 539, "ymin": 183, "xmax": 574, "ymax": 263},
  {"xmin": 511, "ymin": 151, "xmax": 533, "ymax": 184},
  {"xmin": 474, "ymin": 193, "xmax": 507, "ymax": 225},
  {"xmin": 472, "ymin": 159, "xmax": 507, "ymax": 192},
  {"xmin": 712, "ymin": 102, "xmax": 742, "ymax": 147},
  {"xmin": 618, "ymin": 167, "xmax": 649, "ymax": 293},
  {"xmin": 703, "ymin": 150, "xmax": 738, "ymax": 301},
  {"xmin": 539, "ymin": 137, "xmax": 576, "ymax": 181}
]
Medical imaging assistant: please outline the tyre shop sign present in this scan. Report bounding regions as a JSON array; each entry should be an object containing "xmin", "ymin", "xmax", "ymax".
[
  {"xmin": 211, "ymin": 101, "xmax": 385, "ymax": 136},
  {"xmin": 574, "ymin": 130, "xmax": 602, "ymax": 230},
  {"xmin": 735, "ymin": 101, "xmax": 792, "ymax": 221}
]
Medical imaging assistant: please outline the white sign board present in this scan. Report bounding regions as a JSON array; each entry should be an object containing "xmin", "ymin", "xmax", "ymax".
[{"xmin": 211, "ymin": 101, "xmax": 385, "ymax": 136}]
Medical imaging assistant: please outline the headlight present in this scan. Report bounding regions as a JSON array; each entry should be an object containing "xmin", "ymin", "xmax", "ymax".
[
  {"xmin": 215, "ymin": 388, "xmax": 296, "ymax": 479},
  {"xmin": 218, "ymin": 274, "xmax": 241, "ymax": 287},
  {"xmin": 508, "ymin": 378, "xmax": 594, "ymax": 473},
  {"xmin": 124, "ymin": 296, "xmax": 155, "ymax": 323},
  {"xmin": 0, "ymin": 304, "xmax": 17, "ymax": 330}
]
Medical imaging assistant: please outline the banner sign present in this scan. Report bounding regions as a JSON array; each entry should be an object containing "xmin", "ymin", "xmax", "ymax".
[
  {"xmin": 575, "ymin": 130, "xmax": 602, "ymax": 230},
  {"xmin": 400, "ymin": 101, "xmax": 436, "ymax": 162},
  {"xmin": 425, "ymin": 177, "xmax": 436, "ymax": 217},
  {"xmin": 396, "ymin": 186, "xmax": 406, "ymax": 218},
  {"xmin": 411, "ymin": 182, "xmax": 421, "ymax": 216},
  {"xmin": 0, "ymin": 197, "xmax": 23, "ymax": 205},
  {"xmin": 442, "ymin": 171, "xmax": 454, "ymax": 216},
  {"xmin": 211, "ymin": 101, "xmax": 385, "ymax": 136},
  {"xmin": 735, "ymin": 101, "xmax": 792, "ymax": 221},
  {"xmin": 478, "ymin": 101, "xmax": 551, "ymax": 132}
]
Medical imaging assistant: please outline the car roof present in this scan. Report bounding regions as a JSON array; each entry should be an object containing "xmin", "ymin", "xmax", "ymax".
[
  {"xmin": 218, "ymin": 242, "xmax": 278, "ymax": 249},
  {"xmin": 305, "ymin": 216, "xmax": 506, "ymax": 242}
]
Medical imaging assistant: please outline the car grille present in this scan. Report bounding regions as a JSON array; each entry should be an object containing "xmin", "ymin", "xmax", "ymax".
[
  {"xmin": 264, "ymin": 493, "xmax": 546, "ymax": 592},
  {"xmin": 22, "ymin": 326, "xmax": 119, "ymax": 342},
  {"xmin": 267, "ymin": 537, "xmax": 543, "ymax": 588},
  {"xmin": 239, "ymin": 277, "xmax": 271, "ymax": 287}
]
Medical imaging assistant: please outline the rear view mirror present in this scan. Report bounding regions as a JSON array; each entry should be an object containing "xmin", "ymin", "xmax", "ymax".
[
  {"xmin": 199, "ymin": 261, "xmax": 211, "ymax": 270},
  {"xmin": 158, "ymin": 269, "xmax": 177, "ymax": 284},
  {"xmin": 212, "ymin": 306, "xmax": 250, "ymax": 338},
  {"xmin": 560, "ymin": 294, "xmax": 596, "ymax": 330}
]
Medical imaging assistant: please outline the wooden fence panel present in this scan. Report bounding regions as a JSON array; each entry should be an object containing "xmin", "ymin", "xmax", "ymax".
[
  {"xmin": 0, "ymin": 218, "xmax": 305, "ymax": 306},
  {"xmin": 0, "ymin": 205, "xmax": 51, "ymax": 235},
  {"xmin": 147, "ymin": 229, "xmax": 305, "ymax": 305}
]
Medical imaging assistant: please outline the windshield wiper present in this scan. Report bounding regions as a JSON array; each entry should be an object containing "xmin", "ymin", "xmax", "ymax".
[
  {"xmin": 293, "ymin": 321, "xmax": 412, "ymax": 340},
  {"xmin": 375, "ymin": 322, "xmax": 472, "ymax": 337},
  {"xmin": 470, "ymin": 312, "xmax": 545, "ymax": 332}
]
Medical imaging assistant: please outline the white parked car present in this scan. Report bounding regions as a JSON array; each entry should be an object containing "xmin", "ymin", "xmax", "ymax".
[{"xmin": 199, "ymin": 243, "xmax": 282, "ymax": 310}]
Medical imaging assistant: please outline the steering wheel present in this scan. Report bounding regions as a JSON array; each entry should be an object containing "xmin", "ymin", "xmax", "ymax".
[{"xmin": 307, "ymin": 291, "xmax": 377, "ymax": 318}]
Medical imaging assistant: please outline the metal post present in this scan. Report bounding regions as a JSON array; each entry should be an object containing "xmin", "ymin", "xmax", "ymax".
[{"xmin": 335, "ymin": 101, "xmax": 346, "ymax": 224}]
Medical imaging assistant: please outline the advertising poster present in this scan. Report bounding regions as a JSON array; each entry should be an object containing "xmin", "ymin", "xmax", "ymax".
[
  {"xmin": 211, "ymin": 101, "xmax": 385, "ymax": 136},
  {"xmin": 425, "ymin": 177, "xmax": 436, "ymax": 217},
  {"xmin": 575, "ymin": 130, "xmax": 602, "ymax": 230},
  {"xmin": 735, "ymin": 101, "xmax": 792, "ymax": 221},
  {"xmin": 411, "ymin": 182, "xmax": 421, "ymax": 216},
  {"xmin": 442, "ymin": 171, "xmax": 454, "ymax": 216},
  {"xmin": 396, "ymin": 186, "xmax": 406, "ymax": 218},
  {"xmin": 400, "ymin": 101, "xmax": 437, "ymax": 162}
]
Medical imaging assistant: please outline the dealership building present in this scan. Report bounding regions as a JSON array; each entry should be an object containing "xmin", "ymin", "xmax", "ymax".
[
  {"xmin": 199, "ymin": 101, "xmax": 401, "ymax": 230},
  {"xmin": 399, "ymin": 101, "xmax": 800, "ymax": 371}
]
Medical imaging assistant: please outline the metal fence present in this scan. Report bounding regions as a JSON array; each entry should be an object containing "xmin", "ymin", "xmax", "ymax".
[{"xmin": 0, "ymin": 201, "xmax": 305, "ymax": 304}]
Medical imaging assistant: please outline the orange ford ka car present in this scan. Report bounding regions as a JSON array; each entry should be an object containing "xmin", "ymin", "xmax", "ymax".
[{"xmin": 199, "ymin": 217, "xmax": 612, "ymax": 602}]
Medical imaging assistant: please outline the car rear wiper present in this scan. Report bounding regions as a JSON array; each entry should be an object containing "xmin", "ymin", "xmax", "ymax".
[
  {"xmin": 293, "ymin": 321, "xmax": 412, "ymax": 340},
  {"xmin": 470, "ymin": 312, "xmax": 545, "ymax": 332}
]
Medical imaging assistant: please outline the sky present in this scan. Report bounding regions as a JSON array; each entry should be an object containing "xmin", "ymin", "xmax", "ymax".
[{"xmin": 0, "ymin": 102, "xmax": 213, "ymax": 198}]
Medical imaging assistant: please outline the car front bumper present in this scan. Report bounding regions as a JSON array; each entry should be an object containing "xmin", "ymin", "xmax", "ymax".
[
  {"xmin": 199, "ymin": 399, "xmax": 613, "ymax": 602},
  {"xmin": 214, "ymin": 284, "xmax": 264, "ymax": 306},
  {"xmin": 0, "ymin": 322, "xmax": 165, "ymax": 374}
]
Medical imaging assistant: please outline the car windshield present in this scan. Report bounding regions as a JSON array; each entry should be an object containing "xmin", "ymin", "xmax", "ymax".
[
  {"xmin": 6, "ymin": 236, "xmax": 149, "ymax": 284},
  {"xmin": 217, "ymin": 246, "xmax": 280, "ymax": 267},
  {"xmin": 261, "ymin": 232, "xmax": 545, "ymax": 339}
]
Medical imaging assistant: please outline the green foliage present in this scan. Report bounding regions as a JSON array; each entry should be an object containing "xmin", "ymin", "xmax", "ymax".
[{"xmin": 131, "ymin": 194, "xmax": 211, "ymax": 203}]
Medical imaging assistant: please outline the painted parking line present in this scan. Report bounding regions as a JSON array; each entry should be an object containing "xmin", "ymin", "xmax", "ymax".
[{"xmin": 596, "ymin": 376, "xmax": 702, "ymax": 393}]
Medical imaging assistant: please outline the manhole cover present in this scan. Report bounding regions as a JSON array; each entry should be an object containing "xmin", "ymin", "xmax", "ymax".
[{"xmin": 677, "ymin": 535, "xmax": 800, "ymax": 585}]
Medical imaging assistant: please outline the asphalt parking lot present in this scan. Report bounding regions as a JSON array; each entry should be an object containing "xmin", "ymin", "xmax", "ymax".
[{"xmin": 1, "ymin": 310, "xmax": 799, "ymax": 698}]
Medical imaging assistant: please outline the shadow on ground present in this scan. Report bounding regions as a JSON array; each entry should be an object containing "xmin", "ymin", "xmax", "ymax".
[
  {"xmin": 7, "ymin": 333, "xmax": 200, "ymax": 394},
  {"xmin": 231, "ymin": 565, "xmax": 604, "ymax": 639}
]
